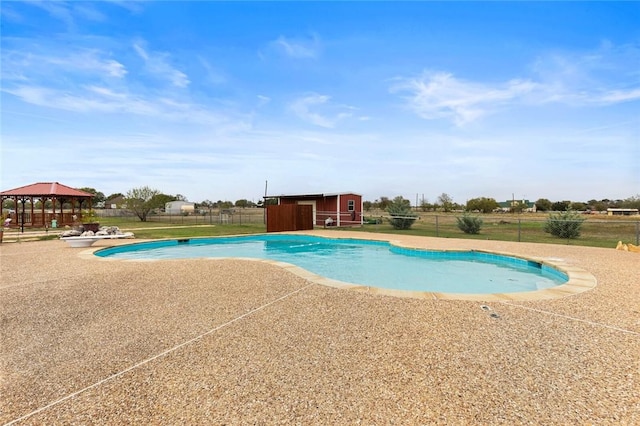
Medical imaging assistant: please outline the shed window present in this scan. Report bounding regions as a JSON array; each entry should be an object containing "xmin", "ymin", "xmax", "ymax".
[{"xmin": 348, "ymin": 200, "xmax": 355, "ymax": 211}]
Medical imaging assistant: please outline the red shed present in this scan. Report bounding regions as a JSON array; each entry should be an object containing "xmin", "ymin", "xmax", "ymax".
[{"xmin": 267, "ymin": 192, "xmax": 363, "ymax": 227}]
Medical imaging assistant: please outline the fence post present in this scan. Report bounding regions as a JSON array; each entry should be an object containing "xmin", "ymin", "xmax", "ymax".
[{"xmin": 518, "ymin": 219, "xmax": 521, "ymax": 242}]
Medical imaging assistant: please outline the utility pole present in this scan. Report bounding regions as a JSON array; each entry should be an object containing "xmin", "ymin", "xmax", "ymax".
[{"xmin": 263, "ymin": 180, "xmax": 268, "ymax": 224}]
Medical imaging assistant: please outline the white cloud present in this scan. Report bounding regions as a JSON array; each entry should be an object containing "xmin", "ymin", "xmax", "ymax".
[
  {"xmin": 390, "ymin": 71, "xmax": 538, "ymax": 126},
  {"xmin": 597, "ymin": 88, "xmax": 640, "ymax": 104},
  {"xmin": 5, "ymin": 85, "xmax": 152, "ymax": 115},
  {"xmin": 0, "ymin": 39, "xmax": 249, "ymax": 129},
  {"xmin": 133, "ymin": 40, "xmax": 190, "ymax": 88},
  {"xmin": 29, "ymin": 1, "xmax": 75, "ymax": 28},
  {"xmin": 269, "ymin": 34, "xmax": 321, "ymax": 59},
  {"xmin": 24, "ymin": 1, "xmax": 111, "ymax": 30},
  {"xmin": 257, "ymin": 95, "xmax": 271, "ymax": 107},
  {"xmin": 0, "ymin": 5, "xmax": 25, "ymax": 23},
  {"xmin": 198, "ymin": 56, "xmax": 227, "ymax": 85},
  {"xmin": 529, "ymin": 42, "xmax": 640, "ymax": 105},
  {"xmin": 3, "ymin": 84, "xmax": 245, "ymax": 128},
  {"xmin": 391, "ymin": 42, "xmax": 640, "ymax": 126},
  {"xmin": 73, "ymin": 4, "xmax": 108, "ymax": 22},
  {"xmin": 289, "ymin": 94, "xmax": 355, "ymax": 128},
  {"xmin": 1, "ymin": 47, "xmax": 127, "ymax": 80}
]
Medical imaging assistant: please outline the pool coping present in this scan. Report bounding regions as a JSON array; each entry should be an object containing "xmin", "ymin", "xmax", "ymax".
[{"xmin": 79, "ymin": 233, "xmax": 598, "ymax": 302}]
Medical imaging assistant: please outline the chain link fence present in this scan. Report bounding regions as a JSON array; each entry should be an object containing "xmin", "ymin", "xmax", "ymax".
[
  {"xmin": 362, "ymin": 214, "xmax": 640, "ymax": 247},
  {"xmin": 97, "ymin": 209, "xmax": 639, "ymax": 248}
]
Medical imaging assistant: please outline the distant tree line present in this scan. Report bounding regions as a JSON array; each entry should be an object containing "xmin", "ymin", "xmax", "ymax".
[
  {"xmin": 3, "ymin": 185, "xmax": 638, "ymax": 217},
  {"xmin": 8, "ymin": 186, "xmax": 636, "ymax": 221},
  {"xmin": 363, "ymin": 194, "xmax": 640, "ymax": 213}
]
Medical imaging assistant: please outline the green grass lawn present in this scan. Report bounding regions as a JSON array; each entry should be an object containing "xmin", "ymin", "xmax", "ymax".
[
  {"xmin": 5, "ymin": 213, "xmax": 638, "ymax": 248},
  {"xmin": 357, "ymin": 213, "xmax": 639, "ymax": 248},
  {"xmin": 126, "ymin": 224, "xmax": 267, "ymax": 239},
  {"xmin": 85, "ymin": 217, "xmax": 267, "ymax": 239}
]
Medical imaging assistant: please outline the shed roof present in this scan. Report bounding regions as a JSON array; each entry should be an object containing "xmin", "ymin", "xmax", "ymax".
[
  {"xmin": 266, "ymin": 192, "xmax": 362, "ymax": 199},
  {"xmin": 0, "ymin": 182, "xmax": 94, "ymax": 198}
]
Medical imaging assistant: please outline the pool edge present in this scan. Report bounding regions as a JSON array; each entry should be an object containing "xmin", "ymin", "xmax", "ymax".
[{"xmin": 80, "ymin": 233, "xmax": 598, "ymax": 302}]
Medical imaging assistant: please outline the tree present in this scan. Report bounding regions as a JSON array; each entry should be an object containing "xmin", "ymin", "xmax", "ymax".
[
  {"xmin": 217, "ymin": 200, "xmax": 234, "ymax": 209},
  {"xmin": 535, "ymin": 198, "xmax": 552, "ymax": 212},
  {"xmin": 151, "ymin": 193, "xmax": 176, "ymax": 211},
  {"xmin": 419, "ymin": 199, "xmax": 433, "ymax": 212},
  {"xmin": 587, "ymin": 199, "xmax": 606, "ymax": 212},
  {"xmin": 363, "ymin": 201, "xmax": 373, "ymax": 212},
  {"xmin": 106, "ymin": 193, "xmax": 124, "ymax": 200},
  {"xmin": 622, "ymin": 195, "xmax": 640, "ymax": 209},
  {"xmin": 377, "ymin": 196, "xmax": 391, "ymax": 211},
  {"xmin": 387, "ymin": 196, "xmax": 417, "ymax": 230},
  {"xmin": 235, "ymin": 199, "xmax": 250, "ymax": 208},
  {"xmin": 125, "ymin": 186, "xmax": 163, "ymax": 222},
  {"xmin": 437, "ymin": 193, "xmax": 454, "ymax": 212},
  {"xmin": 78, "ymin": 187, "xmax": 106, "ymax": 207},
  {"xmin": 465, "ymin": 197, "xmax": 498, "ymax": 213},
  {"xmin": 510, "ymin": 200, "xmax": 529, "ymax": 213},
  {"xmin": 551, "ymin": 201, "xmax": 571, "ymax": 212},
  {"xmin": 571, "ymin": 201, "xmax": 587, "ymax": 211}
]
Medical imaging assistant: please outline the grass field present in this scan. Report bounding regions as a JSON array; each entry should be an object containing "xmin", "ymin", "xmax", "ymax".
[
  {"xmin": 4, "ymin": 210, "xmax": 638, "ymax": 248},
  {"xmin": 97, "ymin": 210, "xmax": 640, "ymax": 248},
  {"xmin": 356, "ymin": 213, "xmax": 640, "ymax": 248}
]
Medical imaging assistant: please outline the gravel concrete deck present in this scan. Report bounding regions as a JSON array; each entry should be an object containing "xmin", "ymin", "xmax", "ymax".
[{"xmin": 1, "ymin": 230, "xmax": 638, "ymax": 425}]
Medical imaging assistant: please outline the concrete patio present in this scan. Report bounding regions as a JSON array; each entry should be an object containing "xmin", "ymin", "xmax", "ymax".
[{"xmin": 1, "ymin": 231, "xmax": 638, "ymax": 424}]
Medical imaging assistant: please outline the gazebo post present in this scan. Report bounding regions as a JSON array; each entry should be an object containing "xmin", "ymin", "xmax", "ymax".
[
  {"xmin": 52, "ymin": 197, "xmax": 56, "ymax": 226},
  {"xmin": 70, "ymin": 197, "xmax": 76, "ymax": 224},
  {"xmin": 30, "ymin": 196, "xmax": 35, "ymax": 228},
  {"xmin": 40, "ymin": 196, "xmax": 46, "ymax": 227},
  {"xmin": 20, "ymin": 197, "xmax": 26, "ymax": 233},
  {"xmin": 14, "ymin": 196, "xmax": 19, "ymax": 229}
]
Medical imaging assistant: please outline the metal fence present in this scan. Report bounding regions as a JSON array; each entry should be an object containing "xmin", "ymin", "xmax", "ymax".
[
  {"xmin": 94, "ymin": 209, "xmax": 639, "ymax": 247},
  {"xmin": 145, "ymin": 210, "xmax": 266, "ymax": 225},
  {"xmin": 362, "ymin": 214, "xmax": 640, "ymax": 247}
]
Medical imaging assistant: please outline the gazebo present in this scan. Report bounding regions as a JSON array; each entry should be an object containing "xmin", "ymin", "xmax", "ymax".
[{"xmin": 0, "ymin": 182, "xmax": 94, "ymax": 230}]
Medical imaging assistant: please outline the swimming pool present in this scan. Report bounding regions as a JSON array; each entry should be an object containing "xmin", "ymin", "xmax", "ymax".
[{"xmin": 96, "ymin": 234, "xmax": 568, "ymax": 295}]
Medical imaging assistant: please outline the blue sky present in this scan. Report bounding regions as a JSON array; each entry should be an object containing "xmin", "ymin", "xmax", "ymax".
[{"xmin": 1, "ymin": 1, "xmax": 639, "ymax": 205}]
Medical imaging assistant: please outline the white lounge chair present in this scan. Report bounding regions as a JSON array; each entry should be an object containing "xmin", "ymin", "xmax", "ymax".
[{"xmin": 62, "ymin": 232, "xmax": 135, "ymax": 248}]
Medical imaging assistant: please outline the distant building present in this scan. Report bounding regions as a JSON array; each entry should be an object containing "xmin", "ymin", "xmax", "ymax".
[
  {"xmin": 165, "ymin": 201, "xmax": 195, "ymax": 215},
  {"xmin": 497, "ymin": 199, "xmax": 537, "ymax": 213},
  {"xmin": 105, "ymin": 195, "xmax": 126, "ymax": 209},
  {"xmin": 607, "ymin": 208, "xmax": 639, "ymax": 216}
]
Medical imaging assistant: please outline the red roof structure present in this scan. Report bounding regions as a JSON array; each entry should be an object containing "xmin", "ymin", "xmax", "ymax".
[
  {"xmin": 1, "ymin": 182, "xmax": 94, "ymax": 230},
  {"xmin": 0, "ymin": 182, "xmax": 94, "ymax": 198}
]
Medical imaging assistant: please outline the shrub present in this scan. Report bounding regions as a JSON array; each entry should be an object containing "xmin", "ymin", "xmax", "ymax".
[
  {"xmin": 456, "ymin": 214, "xmax": 483, "ymax": 234},
  {"xmin": 544, "ymin": 210, "xmax": 585, "ymax": 239},
  {"xmin": 81, "ymin": 210, "xmax": 99, "ymax": 223},
  {"xmin": 387, "ymin": 197, "xmax": 418, "ymax": 230}
]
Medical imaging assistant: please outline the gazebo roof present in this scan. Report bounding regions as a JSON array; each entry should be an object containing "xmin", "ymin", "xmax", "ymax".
[{"xmin": 0, "ymin": 182, "xmax": 94, "ymax": 198}]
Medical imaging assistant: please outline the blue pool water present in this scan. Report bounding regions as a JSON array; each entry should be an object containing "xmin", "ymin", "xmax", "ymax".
[{"xmin": 96, "ymin": 234, "xmax": 568, "ymax": 294}]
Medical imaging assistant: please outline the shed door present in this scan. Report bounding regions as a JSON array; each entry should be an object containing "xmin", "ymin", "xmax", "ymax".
[{"xmin": 297, "ymin": 200, "xmax": 317, "ymax": 226}]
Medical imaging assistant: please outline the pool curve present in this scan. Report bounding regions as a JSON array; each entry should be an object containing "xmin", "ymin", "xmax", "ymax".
[{"xmin": 89, "ymin": 233, "xmax": 598, "ymax": 301}]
